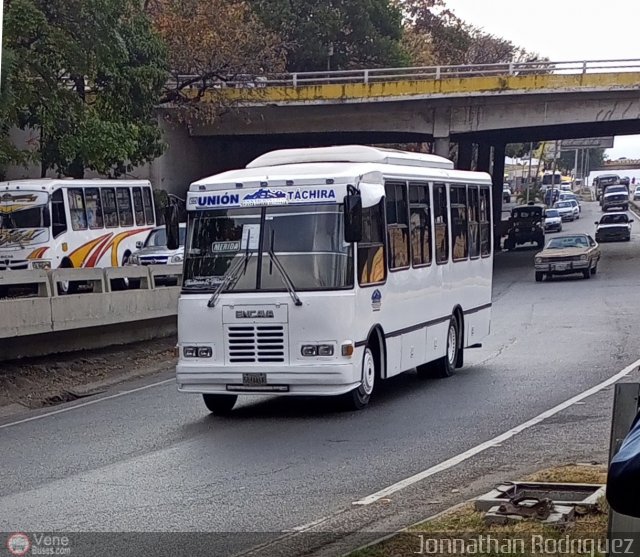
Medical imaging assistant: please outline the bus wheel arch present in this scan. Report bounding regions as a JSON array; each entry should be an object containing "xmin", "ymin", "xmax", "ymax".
[
  {"xmin": 366, "ymin": 325, "xmax": 386, "ymax": 381},
  {"xmin": 57, "ymin": 258, "xmax": 77, "ymax": 294}
]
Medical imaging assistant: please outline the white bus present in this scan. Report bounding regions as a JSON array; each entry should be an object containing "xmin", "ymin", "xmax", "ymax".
[
  {"xmin": 0, "ymin": 179, "xmax": 156, "ymax": 280},
  {"xmin": 168, "ymin": 146, "xmax": 493, "ymax": 413}
]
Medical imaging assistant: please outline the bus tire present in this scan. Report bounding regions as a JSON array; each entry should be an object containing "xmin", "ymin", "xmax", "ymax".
[
  {"xmin": 58, "ymin": 259, "xmax": 79, "ymax": 295},
  {"xmin": 431, "ymin": 316, "xmax": 459, "ymax": 379},
  {"xmin": 202, "ymin": 394, "xmax": 237, "ymax": 415},
  {"xmin": 344, "ymin": 345, "xmax": 376, "ymax": 410}
]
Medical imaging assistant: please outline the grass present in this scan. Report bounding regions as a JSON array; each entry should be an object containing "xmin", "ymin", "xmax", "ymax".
[{"xmin": 349, "ymin": 464, "xmax": 609, "ymax": 557}]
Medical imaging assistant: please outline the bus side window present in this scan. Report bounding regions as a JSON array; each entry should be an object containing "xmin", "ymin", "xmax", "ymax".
[
  {"xmin": 450, "ymin": 185, "xmax": 468, "ymax": 262},
  {"xmin": 116, "ymin": 188, "xmax": 134, "ymax": 227},
  {"xmin": 409, "ymin": 182, "xmax": 431, "ymax": 267},
  {"xmin": 102, "ymin": 188, "xmax": 119, "ymax": 228},
  {"xmin": 480, "ymin": 186, "xmax": 492, "ymax": 257},
  {"xmin": 84, "ymin": 188, "xmax": 104, "ymax": 229},
  {"xmin": 51, "ymin": 189, "xmax": 67, "ymax": 238},
  {"xmin": 385, "ymin": 181, "xmax": 409, "ymax": 271},
  {"xmin": 468, "ymin": 185, "xmax": 480, "ymax": 259},
  {"xmin": 358, "ymin": 200, "xmax": 386, "ymax": 286},
  {"xmin": 132, "ymin": 187, "xmax": 145, "ymax": 226},
  {"xmin": 68, "ymin": 188, "xmax": 87, "ymax": 230},
  {"xmin": 434, "ymin": 184, "xmax": 449, "ymax": 264},
  {"xmin": 142, "ymin": 187, "xmax": 155, "ymax": 225}
]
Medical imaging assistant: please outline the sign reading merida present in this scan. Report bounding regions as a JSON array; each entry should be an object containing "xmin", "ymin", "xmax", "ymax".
[{"xmin": 189, "ymin": 187, "xmax": 338, "ymax": 209}]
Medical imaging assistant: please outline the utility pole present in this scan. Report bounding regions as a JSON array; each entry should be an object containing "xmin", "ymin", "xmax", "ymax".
[
  {"xmin": 550, "ymin": 139, "xmax": 559, "ymax": 188},
  {"xmin": 573, "ymin": 149, "xmax": 579, "ymax": 187}
]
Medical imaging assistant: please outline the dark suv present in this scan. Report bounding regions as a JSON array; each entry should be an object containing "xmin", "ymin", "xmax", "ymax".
[{"xmin": 504, "ymin": 203, "xmax": 546, "ymax": 250}]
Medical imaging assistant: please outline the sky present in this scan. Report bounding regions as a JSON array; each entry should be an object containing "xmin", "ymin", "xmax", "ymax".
[{"xmin": 443, "ymin": 0, "xmax": 640, "ymax": 161}]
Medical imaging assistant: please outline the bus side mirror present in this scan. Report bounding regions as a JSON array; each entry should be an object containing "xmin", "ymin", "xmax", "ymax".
[
  {"xmin": 164, "ymin": 204, "xmax": 180, "ymax": 250},
  {"xmin": 344, "ymin": 188, "xmax": 362, "ymax": 243}
]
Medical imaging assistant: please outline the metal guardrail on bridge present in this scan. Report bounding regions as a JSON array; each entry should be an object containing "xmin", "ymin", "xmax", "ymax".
[{"xmin": 169, "ymin": 58, "xmax": 640, "ymax": 90}]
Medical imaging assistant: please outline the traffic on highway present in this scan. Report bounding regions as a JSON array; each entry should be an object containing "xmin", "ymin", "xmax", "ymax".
[{"xmin": 2, "ymin": 151, "xmax": 640, "ymax": 556}]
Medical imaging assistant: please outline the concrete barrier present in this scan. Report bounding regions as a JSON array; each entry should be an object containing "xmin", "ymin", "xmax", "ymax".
[{"xmin": 0, "ymin": 266, "xmax": 183, "ymax": 361}]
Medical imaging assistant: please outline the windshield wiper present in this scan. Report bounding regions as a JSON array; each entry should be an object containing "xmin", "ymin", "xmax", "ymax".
[
  {"xmin": 268, "ymin": 231, "xmax": 302, "ymax": 306},
  {"xmin": 207, "ymin": 250, "xmax": 252, "ymax": 308}
]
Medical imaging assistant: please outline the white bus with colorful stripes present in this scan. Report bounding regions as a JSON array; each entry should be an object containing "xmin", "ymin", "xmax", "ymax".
[
  {"xmin": 0, "ymin": 179, "xmax": 156, "ymax": 279},
  {"xmin": 167, "ymin": 145, "xmax": 494, "ymax": 413}
]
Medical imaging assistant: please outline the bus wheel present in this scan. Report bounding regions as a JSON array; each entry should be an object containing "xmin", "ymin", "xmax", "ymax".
[
  {"xmin": 202, "ymin": 394, "xmax": 237, "ymax": 416},
  {"xmin": 345, "ymin": 346, "xmax": 376, "ymax": 410},
  {"xmin": 432, "ymin": 316, "xmax": 459, "ymax": 379}
]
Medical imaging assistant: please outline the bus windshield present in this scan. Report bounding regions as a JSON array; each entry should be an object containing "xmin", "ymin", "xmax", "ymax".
[
  {"xmin": 0, "ymin": 204, "xmax": 50, "ymax": 229},
  {"xmin": 184, "ymin": 204, "xmax": 354, "ymax": 292}
]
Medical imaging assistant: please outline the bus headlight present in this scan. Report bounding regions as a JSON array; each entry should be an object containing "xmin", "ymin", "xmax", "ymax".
[
  {"xmin": 301, "ymin": 345, "xmax": 318, "ymax": 357},
  {"xmin": 183, "ymin": 346, "xmax": 213, "ymax": 358},
  {"xmin": 32, "ymin": 260, "xmax": 51, "ymax": 270},
  {"xmin": 301, "ymin": 344, "xmax": 335, "ymax": 357},
  {"xmin": 170, "ymin": 253, "xmax": 184, "ymax": 264}
]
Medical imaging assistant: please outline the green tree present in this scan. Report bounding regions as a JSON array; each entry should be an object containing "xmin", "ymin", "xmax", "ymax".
[
  {"xmin": 3, "ymin": 0, "xmax": 168, "ymax": 178},
  {"xmin": 251, "ymin": 0, "xmax": 409, "ymax": 72},
  {"xmin": 397, "ymin": 0, "xmax": 539, "ymax": 66},
  {"xmin": 557, "ymin": 148, "xmax": 606, "ymax": 174}
]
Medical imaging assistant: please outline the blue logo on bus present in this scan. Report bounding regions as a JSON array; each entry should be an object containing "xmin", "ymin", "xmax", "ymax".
[
  {"xmin": 371, "ymin": 289, "xmax": 382, "ymax": 312},
  {"xmin": 243, "ymin": 188, "xmax": 287, "ymax": 201}
]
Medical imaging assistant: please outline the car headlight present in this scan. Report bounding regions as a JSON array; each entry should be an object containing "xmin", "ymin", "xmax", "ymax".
[
  {"xmin": 535, "ymin": 257, "xmax": 543, "ymax": 264},
  {"xmin": 580, "ymin": 255, "xmax": 588, "ymax": 261},
  {"xmin": 183, "ymin": 346, "xmax": 213, "ymax": 358},
  {"xmin": 170, "ymin": 253, "xmax": 184, "ymax": 264},
  {"xmin": 31, "ymin": 260, "xmax": 51, "ymax": 270}
]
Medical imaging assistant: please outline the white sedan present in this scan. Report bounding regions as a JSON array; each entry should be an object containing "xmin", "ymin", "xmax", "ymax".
[{"xmin": 553, "ymin": 200, "xmax": 579, "ymax": 221}]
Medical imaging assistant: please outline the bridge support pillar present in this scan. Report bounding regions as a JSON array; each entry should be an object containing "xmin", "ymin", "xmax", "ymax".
[
  {"xmin": 477, "ymin": 143, "xmax": 491, "ymax": 173},
  {"xmin": 457, "ymin": 141, "xmax": 473, "ymax": 170},
  {"xmin": 492, "ymin": 143, "xmax": 506, "ymax": 252},
  {"xmin": 434, "ymin": 137, "xmax": 450, "ymax": 158}
]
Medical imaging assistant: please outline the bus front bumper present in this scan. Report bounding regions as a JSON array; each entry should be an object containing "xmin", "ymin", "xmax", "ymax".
[{"xmin": 176, "ymin": 362, "xmax": 361, "ymax": 397}]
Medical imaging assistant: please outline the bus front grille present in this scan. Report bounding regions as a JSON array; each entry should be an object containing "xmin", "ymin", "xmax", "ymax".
[{"xmin": 226, "ymin": 325, "xmax": 287, "ymax": 364}]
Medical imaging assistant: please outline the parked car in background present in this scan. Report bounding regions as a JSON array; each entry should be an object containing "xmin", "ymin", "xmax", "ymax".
[
  {"xmin": 595, "ymin": 212, "xmax": 633, "ymax": 242},
  {"xmin": 544, "ymin": 209, "xmax": 563, "ymax": 233},
  {"xmin": 534, "ymin": 233, "xmax": 600, "ymax": 282},
  {"xmin": 553, "ymin": 200, "xmax": 578, "ymax": 221},
  {"xmin": 127, "ymin": 224, "xmax": 187, "ymax": 266},
  {"xmin": 633, "ymin": 185, "xmax": 640, "ymax": 201},
  {"xmin": 504, "ymin": 203, "xmax": 545, "ymax": 250},
  {"xmin": 503, "ymin": 186, "xmax": 512, "ymax": 203}
]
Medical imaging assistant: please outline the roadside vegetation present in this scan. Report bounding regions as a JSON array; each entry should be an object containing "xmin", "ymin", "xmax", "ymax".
[{"xmin": 0, "ymin": 0, "xmax": 539, "ymax": 180}]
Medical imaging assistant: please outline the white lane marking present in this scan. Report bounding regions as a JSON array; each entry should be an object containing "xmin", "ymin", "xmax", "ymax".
[
  {"xmin": 352, "ymin": 357, "xmax": 640, "ymax": 505},
  {"xmin": 0, "ymin": 378, "xmax": 174, "ymax": 430}
]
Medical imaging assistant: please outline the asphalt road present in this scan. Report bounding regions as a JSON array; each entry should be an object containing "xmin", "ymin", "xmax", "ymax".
[{"xmin": 2, "ymin": 200, "xmax": 639, "ymax": 555}]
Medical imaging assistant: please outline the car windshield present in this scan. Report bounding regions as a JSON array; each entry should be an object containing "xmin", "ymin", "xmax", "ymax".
[
  {"xmin": 546, "ymin": 210, "xmax": 559, "ymax": 218},
  {"xmin": 555, "ymin": 202, "xmax": 571, "ymax": 208},
  {"xmin": 546, "ymin": 235, "xmax": 589, "ymax": 249},
  {"xmin": 606, "ymin": 186, "xmax": 627, "ymax": 194},
  {"xmin": 600, "ymin": 214, "xmax": 629, "ymax": 224},
  {"xmin": 183, "ymin": 204, "xmax": 353, "ymax": 292},
  {"xmin": 145, "ymin": 226, "xmax": 186, "ymax": 247}
]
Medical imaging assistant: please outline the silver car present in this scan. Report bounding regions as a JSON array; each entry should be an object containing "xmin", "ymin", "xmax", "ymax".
[{"xmin": 128, "ymin": 224, "xmax": 187, "ymax": 266}]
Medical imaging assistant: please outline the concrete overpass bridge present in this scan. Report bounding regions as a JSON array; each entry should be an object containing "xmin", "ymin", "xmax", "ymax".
[{"xmin": 152, "ymin": 58, "xmax": 640, "ymax": 224}]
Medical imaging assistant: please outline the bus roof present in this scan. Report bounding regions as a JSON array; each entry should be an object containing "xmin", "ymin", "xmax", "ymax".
[
  {"xmin": 0, "ymin": 178, "xmax": 151, "ymax": 192},
  {"xmin": 192, "ymin": 147, "xmax": 492, "ymax": 191},
  {"xmin": 246, "ymin": 145, "xmax": 455, "ymax": 170}
]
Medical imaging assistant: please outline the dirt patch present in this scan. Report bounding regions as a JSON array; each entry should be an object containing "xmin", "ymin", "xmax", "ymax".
[{"xmin": 0, "ymin": 337, "xmax": 177, "ymax": 411}]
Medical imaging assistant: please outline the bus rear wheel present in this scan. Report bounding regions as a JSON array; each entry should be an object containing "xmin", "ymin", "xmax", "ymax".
[
  {"xmin": 430, "ymin": 316, "xmax": 459, "ymax": 379},
  {"xmin": 203, "ymin": 393, "xmax": 237, "ymax": 416},
  {"xmin": 344, "ymin": 346, "xmax": 376, "ymax": 410}
]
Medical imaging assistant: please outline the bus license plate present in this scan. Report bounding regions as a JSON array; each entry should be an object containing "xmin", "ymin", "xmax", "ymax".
[{"xmin": 243, "ymin": 373, "xmax": 267, "ymax": 386}]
